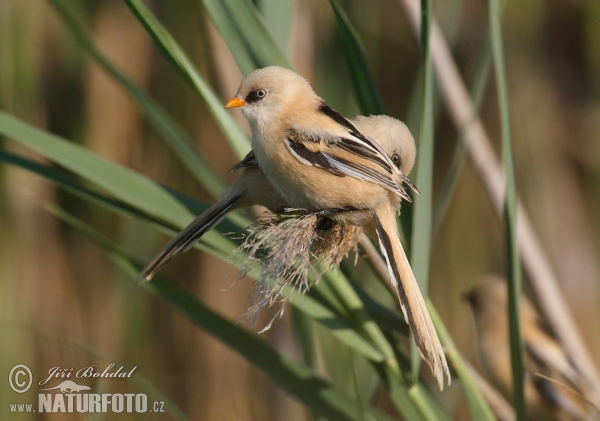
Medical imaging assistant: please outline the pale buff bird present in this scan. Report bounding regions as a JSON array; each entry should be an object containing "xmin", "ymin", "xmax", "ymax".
[
  {"xmin": 466, "ymin": 275, "xmax": 595, "ymax": 420},
  {"xmin": 224, "ymin": 66, "xmax": 449, "ymax": 388},
  {"xmin": 139, "ymin": 115, "xmax": 416, "ymax": 280}
]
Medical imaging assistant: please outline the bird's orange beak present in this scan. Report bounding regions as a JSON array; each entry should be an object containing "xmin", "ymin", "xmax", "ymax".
[{"xmin": 225, "ymin": 97, "xmax": 246, "ymax": 109}]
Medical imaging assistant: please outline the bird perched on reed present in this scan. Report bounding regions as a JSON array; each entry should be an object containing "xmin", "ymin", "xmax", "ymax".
[
  {"xmin": 466, "ymin": 275, "xmax": 595, "ymax": 420},
  {"xmin": 140, "ymin": 114, "xmax": 415, "ymax": 282},
  {"xmin": 224, "ymin": 66, "xmax": 449, "ymax": 388}
]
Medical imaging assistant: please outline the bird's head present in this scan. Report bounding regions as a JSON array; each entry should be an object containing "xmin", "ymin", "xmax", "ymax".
[
  {"xmin": 464, "ymin": 275, "xmax": 507, "ymax": 315},
  {"xmin": 225, "ymin": 66, "xmax": 320, "ymax": 125},
  {"xmin": 351, "ymin": 115, "xmax": 417, "ymax": 176}
]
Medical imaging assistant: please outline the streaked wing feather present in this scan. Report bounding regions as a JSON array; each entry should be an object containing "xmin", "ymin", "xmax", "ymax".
[
  {"xmin": 322, "ymin": 152, "xmax": 411, "ymax": 202},
  {"xmin": 284, "ymin": 139, "xmax": 345, "ymax": 177},
  {"xmin": 285, "ymin": 128, "xmax": 411, "ymax": 201},
  {"xmin": 317, "ymin": 103, "xmax": 400, "ymax": 175}
]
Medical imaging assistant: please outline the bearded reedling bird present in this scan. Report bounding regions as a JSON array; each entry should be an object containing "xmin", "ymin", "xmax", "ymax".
[
  {"xmin": 139, "ymin": 115, "xmax": 416, "ymax": 280},
  {"xmin": 466, "ymin": 275, "xmax": 594, "ymax": 420},
  {"xmin": 224, "ymin": 66, "xmax": 449, "ymax": 388}
]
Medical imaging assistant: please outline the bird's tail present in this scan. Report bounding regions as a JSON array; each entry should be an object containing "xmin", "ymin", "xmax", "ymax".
[
  {"xmin": 138, "ymin": 192, "xmax": 242, "ymax": 283},
  {"xmin": 373, "ymin": 207, "xmax": 450, "ymax": 389}
]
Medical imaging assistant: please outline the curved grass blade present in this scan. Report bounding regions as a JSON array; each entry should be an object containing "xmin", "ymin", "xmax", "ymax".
[
  {"xmin": 319, "ymin": 271, "xmax": 451, "ymax": 419},
  {"xmin": 329, "ymin": 0, "xmax": 386, "ymax": 115},
  {"xmin": 427, "ymin": 301, "xmax": 495, "ymax": 420},
  {"xmin": 407, "ymin": 0, "xmax": 436, "ymax": 381},
  {"xmin": 348, "ymin": 280, "xmax": 410, "ymax": 337},
  {"xmin": 50, "ymin": 0, "xmax": 227, "ymax": 198},
  {"xmin": 49, "ymin": 205, "xmax": 395, "ymax": 421},
  {"xmin": 319, "ymin": 271, "xmax": 397, "ymax": 366},
  {"xmin": 258, "ymin": 0, "xmax": 294, "ymax": 53},
  {"xmin": 200, "ymin": 0, "xmax": 292, "ymax": 74},
  {"xmin": 488, "ymin": 0, "xmax": 525, "ymax": 418},
  {"xmin": 408, "ymin": 384, "xmax": 451, "ymax": 421},
  {"xmin": 125, "ymin": 0, "xmax": 250, "ymax": 160},
  {"xmin": 0, "ymin": 149, "xmax": 237, "ymax": 256},
  {"xmin": 0, "ymin": 111, "xmax": 192, "ymax": 226}
]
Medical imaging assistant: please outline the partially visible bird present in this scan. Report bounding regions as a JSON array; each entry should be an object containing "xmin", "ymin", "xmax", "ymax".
[
  {"xmin": 139, "ymin": 114, "xmax": 415, "ymax": 282},
  {"xmin": 465, "ymin": 275, "xmax": 595, "ymax": 420},
  {"xmin": 225, "ymin": 66, "xmax": 449, "ymax": 388}
]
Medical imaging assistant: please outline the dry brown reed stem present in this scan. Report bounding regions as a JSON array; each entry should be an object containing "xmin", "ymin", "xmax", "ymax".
[{"xmin": 398, "ymin": 0, "xmax": 600, "ymax": 401}]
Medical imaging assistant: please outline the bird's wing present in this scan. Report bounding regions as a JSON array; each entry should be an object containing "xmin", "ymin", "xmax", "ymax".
[
  {"xmin": 230, "ymin": 150, "xmax": 259, "ymax": 171},
  {"xmin": 285, "ymin": 134, "xmax": 411, "ymax": 202},
  {"xmin": 317, "ymin": 103, "xmax": 419, "ymax": 193},
  {"xmin": 525, "ymin": 328, "xmax": 585, "ymax": 387},
  {"xmin": 525, "ymin": 335, "xmax": 590, "ymax": 418},
  {"xmin": 284, "ymin": 124, "xmax": 414, "ymax": 202}
]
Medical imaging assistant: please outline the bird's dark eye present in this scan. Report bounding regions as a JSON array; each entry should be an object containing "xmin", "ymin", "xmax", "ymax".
[
  {"xmin": 246, "ymin": 89, "xmax": 268, "ymax": 103},
  {"xmin": 392, "ymin": 153, "xmax": 401, "ymax": 167}
]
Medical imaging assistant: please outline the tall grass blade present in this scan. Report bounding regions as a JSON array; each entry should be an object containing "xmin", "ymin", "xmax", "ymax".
[
  {"xmin": 49, "ymin": 0, "xmax": 227, "ymax": 198},
  {"xmin": 488, "ymin": 0, "xmax": 525, "ymax": 418},
  {"xmin": 373, "ymin": 363, "xmax": 447, "ymax": 421},
  {"xmin": 427, "ymin": 301, "xmax": 495, "ymax": 420},
  {"xmin": 321, "ymin": 274, "xmax": 448, "ymax": 418},
  {"xmin": 329, "ymin": 0, "xmax": 386, "ymax": 115},
  {"xmin": 0, "ymin": 149, "xmax": 237, "ymax": 256},
  {"xmin": 291, "ymin": 308, "xmax": 316, "ymax": 369},
  {"xmin": 258, "ymin": 0, "xmax": 294, "ymax": 53},
  {"xmin": 408, "ymin": 384, "xmax": 452, "ymax": 421},
  {"xmin": 125, "ymin": 0, "xmax": 250, "ymax": 160},
  {"xmin": 409, "ymin": 0, "xmax": 435, "ymax": 380},
  {"xmin": 200, "ymin": 0, "xmax": 292, "ymax": 74},
  {"xmin": 0, "ymin": 111, "xmax": 192, "ymax": 226},
  {"xmin": 319, "ymin": 271, "xmax": 397, "ymax": 363}
]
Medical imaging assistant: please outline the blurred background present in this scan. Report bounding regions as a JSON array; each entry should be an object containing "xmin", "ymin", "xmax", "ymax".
[{"xmin": 0, "ymin": 0, "xmax": 598, "ymax": 419}]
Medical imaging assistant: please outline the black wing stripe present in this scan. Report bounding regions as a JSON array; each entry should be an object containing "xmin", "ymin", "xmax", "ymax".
[
  {"xmin": 324, "ymin": 153, "xmax": 405, "ymax": 194},
  {"xmin": 285, "ymin": 118, "xmax": 412, "ymax": 199},
  {"xmin": 318, "ymin": 103, "xmax": 357, "ymax": 132},
  {"xmin": 285, "ymin": 139, "xmax": 345, "ymax": 177},
  {"xmin": 318, "ymin": 103, "xmax": 394, "ymax": 175},
  {"xmin": 285, "ymin": 133, "xmax": 410, "ymax": 199},
  {"xmin": 336, "ymin": 138, "xmax": 392, "ymax": 174}
]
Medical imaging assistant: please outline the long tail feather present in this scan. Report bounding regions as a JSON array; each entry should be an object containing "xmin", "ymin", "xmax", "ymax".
[
  {"xmin": 138, "ymin": 193, "xmax": 242, "ymax": 283},
  {"xmin": 373, "ymin": 209, "xmax": 450, "ymax": 389}
]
